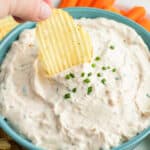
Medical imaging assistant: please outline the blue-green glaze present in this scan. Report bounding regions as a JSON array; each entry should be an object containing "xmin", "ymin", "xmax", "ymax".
[{"xmin": 0, "ymin": 8, "xmax": 149, "ymax": 150}]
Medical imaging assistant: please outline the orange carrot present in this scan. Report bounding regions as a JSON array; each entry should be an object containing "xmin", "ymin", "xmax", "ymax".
[
  {"xmin": 105, "ymin": 6, "xmax": 121, "ymax": 14},
  {"xmin": 59, "ymin": 0, "xmax": 78, "ymax": 8},
  {"xmin": 77, "ymin": 0, "xmax": 94, "ymax": 6},
  {"xmin": 120, "ymin": 9, "xmax": 127, "ymax": 16},
  {"xmin": 92, "ymin": 0, "xmax": 115, "ymax": 9},
  {"xmin": 126, "ymin": 6, "xmax": 146, "ymax": 21},
  {"xmin": 137, "ymin": 18, "xmax": 150, "ymax": 31}
]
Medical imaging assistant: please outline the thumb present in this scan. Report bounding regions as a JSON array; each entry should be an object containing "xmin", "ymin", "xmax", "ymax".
[{"xmin": 9, "ymin": 0, "xmax": 51, "ymax": 21}]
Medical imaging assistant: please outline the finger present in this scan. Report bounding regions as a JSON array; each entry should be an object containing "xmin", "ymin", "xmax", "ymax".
[
  {"xmin": 9, "ymin": 0, "xmax": 51, "ymax": 22},
  {"xmin": 0, "ymin": 0, "xmax": 10, "ymax": 19},
  {"xmin": 13, "ymin": 16, "xmax": 25, "ymax": 23},
  {"xmin": 44, "ymin": 0, "xmax": 52, "ymax": 6}
]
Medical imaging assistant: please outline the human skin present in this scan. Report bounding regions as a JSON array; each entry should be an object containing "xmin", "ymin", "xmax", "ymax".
[{"xmin": 0, "ymin": 0, "xmax": 52, "ymax": 22}]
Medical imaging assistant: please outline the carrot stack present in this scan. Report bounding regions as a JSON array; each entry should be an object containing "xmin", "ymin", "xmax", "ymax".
[
  {"xmin": 77, "ymin": 0, "xmax": 93, "ymax": 6},
  {"xmin": 137, "ymin": 18, "xmax": 150, "ymax": 31},
  {"xmin": 125, "ymin": 6, "xmax": 146, "ymax": 21},
  {"xmin": 59, "ymin": 0, "xmax": 78, "ymax": 8},
  {"xmin": 92, "ymin": 0, "xmax": 115, "ymax": 9},
  {"xmin": 105, "ymin": 6, "xmax": 121, "ymax": 14}
]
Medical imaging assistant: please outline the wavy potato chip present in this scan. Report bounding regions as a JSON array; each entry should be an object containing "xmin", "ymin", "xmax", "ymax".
[
  {"xmin": 0, "ymin": 16, "xmax": 18, "ymax": 40},
  {"xmin": 36, "ymin": 9, "xmax": 93, "ymax": 77}
]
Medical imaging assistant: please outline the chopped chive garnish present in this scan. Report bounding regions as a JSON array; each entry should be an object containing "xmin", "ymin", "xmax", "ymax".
[
  {"xmin": 97, "ymin": 73, "xmax": 101, "ymax": 77},
  {"xmin": 101, "ymin": 78, "xmax": 106, "ymax": 85},
  {"xmin": 91, "ymin": 63, "xmax": 96, "ymax": 68},
  {"xmin": 107, "ymin": 66, "xmax": 110, "ymax": 69},
  {"xmin": 65, "ymin": 74, "xmax": 70, "ymax": 80},
  {"xmin": 72, "ymin": 88, "xmax": 77, "ymax": 93},
  {"xmin": 87, "ymin": 86, "xmax": 93, "ymax": 95},
  {"xmin": 95, "ymin": 56, "xmax": 101, "ymax": 61},
  {"xmin": 64, "ymin": 93, "xmax": 71, "ymax": 99},
  {"xmin": 65, "ymin": 73, "xmax": 75, "ymax": 79},
  {"xmin": 69, "ymin": 73, "xmax": 75, "ymax": 78},
  {"xmin": 88, "ymin": 72, "xmax": 92, "ymax": 77},
  {"xmin": 83, "ymin": 78, "xmax": 90, "ymax": 84},
  {"xmin": 115, "ymin": 77, "xmax": 120, "ymax": 80},
  {"xmin": 110, "ymin": 45, "xmax": 115, "ymax": 50},
  {"xmin": 81, "ymin": 72, "xmax": 85, "ymax": 77},
  {"xmin": 112, "ymin": 68, "xmax": 116, "ymax": 72},
  {"xmin": 146, "ymin": 93, "xmax": 150, "ymax": 98},
  {"xmin": 102, "ymin": 66, "xmax": 107, "ymax": 70}
]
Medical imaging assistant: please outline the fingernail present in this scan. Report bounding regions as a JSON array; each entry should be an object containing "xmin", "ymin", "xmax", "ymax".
[{"xmin": 39, "ymin": 2, "xmax": 51, "ymax": 19}]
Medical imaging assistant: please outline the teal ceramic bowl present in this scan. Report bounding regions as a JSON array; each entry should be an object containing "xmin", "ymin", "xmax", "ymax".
[{"xmin": 0, "ymin": 8, "xmax": 150, "ymax": 150}]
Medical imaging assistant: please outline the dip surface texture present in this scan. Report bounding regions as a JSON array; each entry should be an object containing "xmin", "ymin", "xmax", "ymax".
[{"xmin": 0, "ymin": 18, "xmax": 150, "ymax": 150}]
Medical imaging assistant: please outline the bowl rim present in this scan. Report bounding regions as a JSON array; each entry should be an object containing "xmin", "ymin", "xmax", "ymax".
[{"xmin": 0, "ymin": 7, "xmax": 150, "ymax": 150}]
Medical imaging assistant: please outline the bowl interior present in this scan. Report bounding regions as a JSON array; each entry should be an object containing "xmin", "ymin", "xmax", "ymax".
[
  {"xmin": 66, "ymin": 7, "xmax": 150, "ymax": 48},
  {"xmin": 0, "ymin": 7, "xmax": 150, "ymax": 150}
]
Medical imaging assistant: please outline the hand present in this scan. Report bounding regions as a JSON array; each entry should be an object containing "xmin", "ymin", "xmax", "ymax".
[{"xmin": 0, "ymin": 0, "xmax": 52, "ymax": 22}]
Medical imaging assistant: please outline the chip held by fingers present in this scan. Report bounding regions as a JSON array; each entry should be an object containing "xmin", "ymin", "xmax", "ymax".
[
  {"xmin": 36, "ymin": 9, "xmax": 93, "ymax": 77},
  {"xmin": 0, "ymin": 16, "xmax": 18, "ymax": 40}
]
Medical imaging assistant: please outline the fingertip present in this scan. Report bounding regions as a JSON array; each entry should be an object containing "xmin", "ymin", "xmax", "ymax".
[{"xmin": 39, "ymin": 1, "xmax": 51, "ymax": 20}]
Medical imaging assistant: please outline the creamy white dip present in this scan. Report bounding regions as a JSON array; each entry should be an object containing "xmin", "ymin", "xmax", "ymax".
[{"xmin": 0, "ymin": 18, "xmax": 150, "ymax": 150}]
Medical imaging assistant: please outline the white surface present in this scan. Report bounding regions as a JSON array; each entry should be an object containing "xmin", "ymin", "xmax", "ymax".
[
  {"xmin": 117, "ymin": 0, "xmax": 150, "ymax": 11},
  {"xmin": 116, "ymin": 0, "xmax": 150, "ymax": 17},
  {"xmin": 51, "ymin": 0, "xmax": 60, "ymax": 6},
  {"xmin": 51, "ymin": 0, "xmax": 150, "ymax": 150}
]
